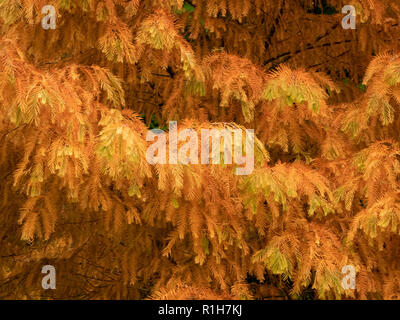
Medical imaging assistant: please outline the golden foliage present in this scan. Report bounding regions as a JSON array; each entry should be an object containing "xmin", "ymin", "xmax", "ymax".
[{"xmin": 1, "ymin": 0, "xmax": 400, "ymax": 300}]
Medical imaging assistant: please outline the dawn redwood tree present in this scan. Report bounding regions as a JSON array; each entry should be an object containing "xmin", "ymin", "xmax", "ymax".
[{"xmin": 1, "ymin": 0, "xmax": 400, "ymax": 299}]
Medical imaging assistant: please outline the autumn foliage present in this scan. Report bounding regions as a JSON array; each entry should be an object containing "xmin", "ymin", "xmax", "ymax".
[{"xmin": 1, "ymin": 0, "xmax": 400, "ymax": 300}]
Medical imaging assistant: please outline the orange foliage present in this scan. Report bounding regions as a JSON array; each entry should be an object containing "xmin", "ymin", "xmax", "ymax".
[{"xmin": 1, "ymin": 0, "xmax": 400, "ymax": 300}]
